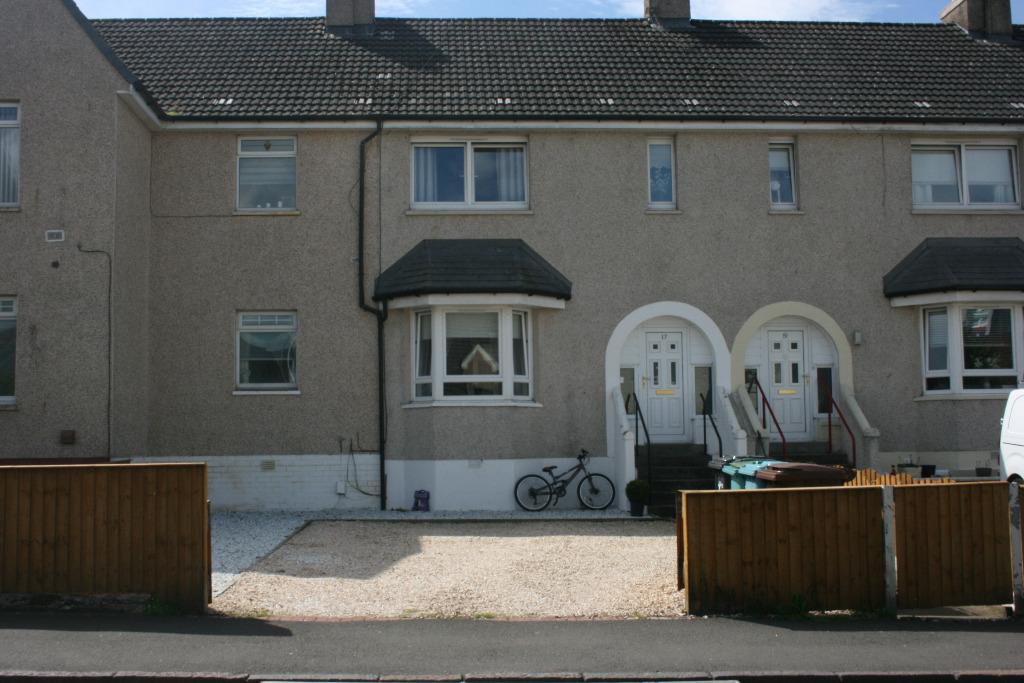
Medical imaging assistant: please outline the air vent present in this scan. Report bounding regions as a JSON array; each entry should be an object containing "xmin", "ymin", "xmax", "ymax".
[
  {"xmin": 45, "ymin": 230, "xmax": 65, "ymax": 243},
  {"xmin": 260, "ymin": 459, "xmax": 277, "ymax": 472}
]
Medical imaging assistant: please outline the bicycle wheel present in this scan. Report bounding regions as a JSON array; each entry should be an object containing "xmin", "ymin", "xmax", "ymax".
[
  {"xmin": 577, "ymin": 473, "xmax": 615, "ymax": 510},
  {"xmin": 514, "ymin": 474, "xmax": 555, "ymax": 511}
]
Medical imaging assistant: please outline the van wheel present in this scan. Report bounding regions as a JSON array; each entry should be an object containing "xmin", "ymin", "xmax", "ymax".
[{"xmin": 1010, "ymin": 475, "xmax": 1023, "ymax": 485}]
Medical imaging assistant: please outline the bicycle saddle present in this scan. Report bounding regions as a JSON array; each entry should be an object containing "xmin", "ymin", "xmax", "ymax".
[{"xmin": 542, "ymin": 465, "xmax": 557, "ymax": 473}]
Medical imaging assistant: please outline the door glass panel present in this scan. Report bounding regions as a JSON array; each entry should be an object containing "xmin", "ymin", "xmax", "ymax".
[
  {"xmin": 791, "ymin": 363, "xmax": 800, "ymax": 384},
  {"xmin": 774, "ymin": 363, "xmax": 782, "ymax": 384},
  {"xmin": 670, "ymin": 361, "xmax": 677, "ymax": 386},
  {"xmin": 791, "ymin": 342, "xmax": 799, "ymax": 351},
  {"xmin": 653, "ymin": 361, "xmax": 660, "ymax": 386},
  {"xmin": 695, "ymin": 366, "xmax": 712, "ymax": 415},
  {"xmin": 816, "ymin": 367, "xmax": 834, "ymax": 414},
  {"xmin": 773, "ymin": 342, "xmax": 781, "ymax": 350}
]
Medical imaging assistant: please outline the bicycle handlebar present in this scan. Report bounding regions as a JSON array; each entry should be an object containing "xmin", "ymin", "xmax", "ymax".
[{"xmin": 577, "ymin": 449, "xmax": 590, "ymax": 462}]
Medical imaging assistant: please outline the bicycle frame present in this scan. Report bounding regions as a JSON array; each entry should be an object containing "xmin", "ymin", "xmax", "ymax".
[{"xmin": 540, "ymin": 459, "xmax": 592, "ymax": 503}]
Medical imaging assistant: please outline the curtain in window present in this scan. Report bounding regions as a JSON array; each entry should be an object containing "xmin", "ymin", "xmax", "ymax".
[
  {"xmin": 474, "ymin": 147, "xmax": 525, "ymax": 203},
  {"xmin": 238, "ymin": 157, "xmax": 296, "ymax": 210},
  {"xmin": 0, "ymin": 128, "xmax": 19, "ymax": 205},
  {"xmin": 926, "ymin": 309, "xmax": 948, "ymax": 372},
  {"xmin": 648, "ymin": 144, "xmax": 674, "ymax": 204},
  {"xmin": 912, "ymin": 150, "xmax": 960, "ymax": 204},
  {"xmin": 414, "ymin": 146, "xmax": 465, "ymax": 203},
  {"xmin": 966, "ymin": 149, "xmax": 1016, "ymax": 204}
]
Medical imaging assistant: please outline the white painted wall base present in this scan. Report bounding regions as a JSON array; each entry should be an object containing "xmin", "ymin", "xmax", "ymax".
[
  {"xmin": 385, "ymin": 456, "xmax": 620, "ymax": 512},
  {"xmin": 132, "ymin": 454, "xmax": 381, "ymax": 511}
]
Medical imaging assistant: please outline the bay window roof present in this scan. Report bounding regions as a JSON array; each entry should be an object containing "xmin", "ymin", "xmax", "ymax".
[
  {"xmin": 883, "ymin": 237, "xmax": 1024, "ymax": 298},
  {"xmin": 374, "ymin": 239, "xmax": 572, "ymax": 302}
]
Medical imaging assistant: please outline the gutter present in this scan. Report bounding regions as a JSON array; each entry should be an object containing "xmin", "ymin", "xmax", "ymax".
[{"xmin": 358, "ymin": 120, "xmax": 389, "ymax": 511}]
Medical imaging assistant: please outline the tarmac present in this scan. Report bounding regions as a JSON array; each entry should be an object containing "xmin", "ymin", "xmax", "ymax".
[{"xmin": 1, "ymin": 612, "xmax": 1023, "ymax": 682}]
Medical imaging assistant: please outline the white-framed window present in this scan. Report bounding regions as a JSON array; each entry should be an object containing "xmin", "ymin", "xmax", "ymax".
[
  {"xmin": 769, "ymin": 142, "xmax": 797, "ymax": 209},
  {"xmin": 412, "ymin": 307, "xmax": 533, "ymax": 401},
  {"xmin": 912, "ymin": 143, "xmax": 1019, "ymax": 209},
  {"xmin": 920, "ymin": 304, "xmax": 1022, "ymax": 394},
  {"xmin": 815, "ymin": 365, "xmax": 835, "ymax": 415},
  {"xmin": 237, "ymin": 137, "xmax": 297, "ymax": 211},
  {"xmin": 411, "ymin": 140, "xmax": 528, "ymax": 210},
  {"xmin": 0, "ymin": 104, "xmax": 20, "ymax": 207},
  {"xmin": 0, "ymin": 298, "xmax": 15, "ymax": 404},
  {"xmin": 236, "ymin": 312, "xmax": 298, "ymax": 391},
  {"xmin": 647, "ymin": 138, "xmax": 676, "ymax": 209}
]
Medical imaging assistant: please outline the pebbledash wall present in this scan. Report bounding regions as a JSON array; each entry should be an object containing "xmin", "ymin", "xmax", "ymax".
[{"xmin": 1, "ymin": 1, "xmax": 1020, "ymax": 512}]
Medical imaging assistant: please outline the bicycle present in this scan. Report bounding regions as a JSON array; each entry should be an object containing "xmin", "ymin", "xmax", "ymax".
[{"xmin": 514, "ymin": 449, "xmax": 616, "ymax": 511}]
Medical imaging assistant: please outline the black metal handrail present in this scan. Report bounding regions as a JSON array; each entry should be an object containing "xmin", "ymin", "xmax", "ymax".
[
  {"xmin": 624, "ymin": 392, "xmax": 652, "ymax": 501},
  {"xmin": 826, "ymin": 393, "xmax": 858, "ymax": 469},
  {"xmin": 698, "ymin": 392, "xmax": 723, "ymax": 459},
  {"xmin": 747, "ymin": 376, "xmax": 788, "ymax": 460}
]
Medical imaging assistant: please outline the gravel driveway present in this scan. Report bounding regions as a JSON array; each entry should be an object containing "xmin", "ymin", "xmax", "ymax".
[{"xmin": 213, "ymin": 520, "xmax": 685, "ymax": 619}]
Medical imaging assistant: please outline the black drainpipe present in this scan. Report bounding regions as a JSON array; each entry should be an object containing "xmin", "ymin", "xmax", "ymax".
[{"xmin": 357, "ymin": 119, "xmax": 388, "ymax": 510}]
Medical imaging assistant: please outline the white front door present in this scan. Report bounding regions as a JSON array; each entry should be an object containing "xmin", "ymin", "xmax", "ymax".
[
  {"xmin": 768, "ymin": 330, "xmax": 807, "ymax": 437},
  {"xmin": 645, "ymin": 332, "xmax": 685, "ymax": 441}
]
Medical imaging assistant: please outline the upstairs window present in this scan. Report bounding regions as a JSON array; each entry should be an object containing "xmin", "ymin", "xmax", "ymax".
[
  {"xmin": 769, "ymin": 143, "xmax": 797, "ymax": 209},
  {"xmin": 912, "ymin": 144, "xmax": 1019, "ymax": 209},
  {"xmin": 237, "ymin": 312, "xmax": 298, "ymax": 391},
  {"xmin": 412, "ymin": 141, "xmax": 528, "ymax": 210},
  {"xmin": 0, "ymin": 104, "xmax": 19, "ymax": 207},
  {"xmin": 647, "ymin": 139, "xmax": 676, "ymax": 209},
  {"xmin": 237, "ymin": 137, "xmax": 297, "ymax": 211},
  {"xmin": 0, "ymin": 298, "xmax": 15, "ymax": 404}
]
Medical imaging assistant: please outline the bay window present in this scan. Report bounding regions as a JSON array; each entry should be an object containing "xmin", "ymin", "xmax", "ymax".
[
  {"xmin": 912, "ymin": 144, "xmax": 1019, "ymax": 209},
  {"xmin": 0, "ymin": 104, "xmax": 19, "ymax": 207},
  {"xmin": 921, "ymin": 304, "xmax": 1022, "ymax": 394},
  {"xmin": 413, "ymin": 307, "xmax": 533, "ymax": 401},
  {"xmin": 0, "ymin": 298, "xmax": 15, "ymax": 404},
  {"xmin": 412, "ymin": 141, "xmax": 528, "ymax": 210}
]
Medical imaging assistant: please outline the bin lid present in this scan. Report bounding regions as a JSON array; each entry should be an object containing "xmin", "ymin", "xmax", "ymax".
[
  {"xmin": 755, "ymin": 462, "xmax": 853, "ymax": 484},
  {"xmin": 720, "ymin": 457, "xmax": 771, "ymax": 475},
  {"xmin": 736, "ymin": 459, "xmax": 783, "ymax": 476}
]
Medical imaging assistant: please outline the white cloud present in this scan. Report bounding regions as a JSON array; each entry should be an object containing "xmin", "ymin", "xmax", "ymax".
[
  {"xmin": 224, "ymin": 0, "xmax": 322, "ymax": 16},
  {"xmin": 376, "ymin": 0, "xmax": 430, "ymax": 16},
  {"xmin": 598, "ymin": 0, "xmax": 890, "ymax": 21}
]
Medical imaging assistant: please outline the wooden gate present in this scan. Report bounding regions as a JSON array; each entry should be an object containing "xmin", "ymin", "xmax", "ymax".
[
  {"xmin": 0, "ymin": 463, "xmax": 210, "ymax": 612},
  {"xmin": 895, "ymin": 482, "xmax": 1013, "ymax": 609}
]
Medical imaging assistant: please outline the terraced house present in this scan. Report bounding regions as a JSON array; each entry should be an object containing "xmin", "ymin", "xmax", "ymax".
[{"xmin": 3, "ymin": 0, "xmax": 1024, "ymax": 511}]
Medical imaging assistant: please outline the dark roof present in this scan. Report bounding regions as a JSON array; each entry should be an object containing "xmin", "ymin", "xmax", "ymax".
[
  {"xmin": 89, "ymin": 17, "xmax": 1024, "ymax": 122},
  {"xmin": 374, "ymin": 239, "xmax": 572, "ymax": 301},
  {"xmin": 883, "ymin": 238, "xmax": 1024, "ymax": 298}
]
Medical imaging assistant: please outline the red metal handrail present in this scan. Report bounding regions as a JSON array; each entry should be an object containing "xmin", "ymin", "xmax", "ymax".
[
  {"xmin": 748, "ymin": 377, "xmax": 787, "ymax": 460},
  {"xmin": 826, "ymin": 394, "xmax": 857, "ymax": 469}
]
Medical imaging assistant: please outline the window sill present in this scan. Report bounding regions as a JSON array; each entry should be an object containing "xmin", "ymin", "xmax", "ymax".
[
  {"xmin": 405, "ymin": 209, "xmax": 533, "ymax": 216},
  {"xmin": 912, "ymin": 208, "xmax": 1024, "ymax": 215},
  {"xmin": 914, "ymin": 392, "xmax": 1013, "ymax": 402},
  {"xmin": 769, "ymin": 209, "xmax": 804, "ymax": 215},
  {"xmin": 233, "ymin": 210, "xmax": 301, "ymax": 217},
  {"xmin": 646, "ymin": 208, "xmax": 681, "ymax": 215},
  {"xmin": 233, "ymin": 390, "xmax": 301, "ymax": 396},
  {"xmin": 0, "ymin": 207, "xmax": 20, "ymax": 213},
  {"xmin": 0, "ymin": 401, "xmax": 17, "ymax": 411},
  {"xmin": 403, "ymin": 400, "xmax": 543, "ymax": 409}
]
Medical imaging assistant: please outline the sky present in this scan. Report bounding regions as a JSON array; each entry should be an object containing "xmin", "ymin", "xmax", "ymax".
[{"xmin": 71, "ymin": 0, "xmax": 1024, "ymax": 22}]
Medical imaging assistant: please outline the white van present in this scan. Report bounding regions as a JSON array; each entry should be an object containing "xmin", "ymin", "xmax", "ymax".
[{"xmin": 1000, "ymin": 389, "xmax": 1024, "ymax": 483}]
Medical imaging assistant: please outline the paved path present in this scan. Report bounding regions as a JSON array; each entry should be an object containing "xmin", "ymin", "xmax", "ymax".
[{"xmin": 1, "ymin": 613, "xmax": 1023, "ymax": 678}]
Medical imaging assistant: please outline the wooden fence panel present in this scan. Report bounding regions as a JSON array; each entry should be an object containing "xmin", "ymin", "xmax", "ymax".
[
  {"xmin": 895, "ymin": 482, "xmax": 1012, "ymax": 609},
  {"xmin": 846, "ymin": 469, "xmax": 954, "ymax": 487},
  {"xmin": 0, "ymin": 464, "xmax": 209, "ymax": 612},
  {"xmin": 680, "ymin": 486, "xmax": 886, "ymax": 615}
]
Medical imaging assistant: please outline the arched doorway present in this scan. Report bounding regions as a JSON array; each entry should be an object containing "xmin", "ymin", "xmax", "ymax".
[{"xmin": 605, "ymin": 302, "xmax": 739, "ymax": 499}]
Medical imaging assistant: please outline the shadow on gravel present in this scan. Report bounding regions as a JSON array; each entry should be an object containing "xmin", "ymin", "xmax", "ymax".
[{"xmin": 0, "ymin": 612, "xmax": 293, "ymax": 636}]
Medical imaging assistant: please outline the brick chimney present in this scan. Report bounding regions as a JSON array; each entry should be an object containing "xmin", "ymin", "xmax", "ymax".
[
  {"xmin": 940, "ymin": 0, "xmax": 1012, "ymax": 37},
  {"xmin": 327, "ymin": 0, "xmax": 374, "ymax": 34},
  {"xmin": 645, "ymin": 0, "xmax": 691, "ymax": 25}
]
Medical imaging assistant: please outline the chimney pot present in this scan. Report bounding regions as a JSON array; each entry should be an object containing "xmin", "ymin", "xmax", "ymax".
[
  {"xmin": 644, "ymin": 0, "xmax": 691, "ymax": 22},
  {"xmin": 940, "ymin": 0, "xmax": 1012, "ymax": 36},
  {"xmin": 327, "ymin": 0, "xmax": 375, "ymax": 33}
]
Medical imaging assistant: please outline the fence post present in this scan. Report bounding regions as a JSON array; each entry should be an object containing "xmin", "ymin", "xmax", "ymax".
[
  {"xmin": 882, "ymin": 486, "xmax": 897, "ymax": 614},
  {"xmin": 1011, "ymin": 482, "xmax": 1023, "ymax": 618}
]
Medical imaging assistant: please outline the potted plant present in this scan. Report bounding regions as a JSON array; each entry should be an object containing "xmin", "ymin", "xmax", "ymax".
[{"xmin": 625, "ymin": 479, "xmax": 650, "ymax": 517}]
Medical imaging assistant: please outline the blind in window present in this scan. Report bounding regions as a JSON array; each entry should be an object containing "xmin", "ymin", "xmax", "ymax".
[
  {"xmin": 0, "ymin": 128, "xmax": 18, "ymax": 205},
  {"xmin": 926, "ymin": 309, "xmax": 948, "ymax": 372}
]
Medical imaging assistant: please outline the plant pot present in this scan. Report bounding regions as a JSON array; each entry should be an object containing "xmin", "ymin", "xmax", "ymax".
[{"xmin": 629, "ymin": 500, "xmax": 645, "ymax": 517}]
